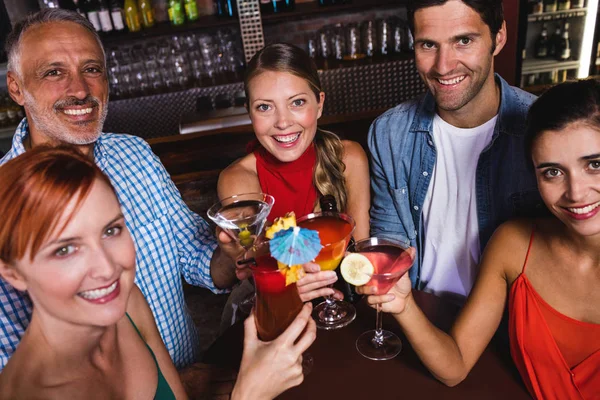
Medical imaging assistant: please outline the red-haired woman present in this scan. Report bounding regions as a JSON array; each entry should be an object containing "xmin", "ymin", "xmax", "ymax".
[{"xmin": 0, "ymin": 146, "xmax": 315, "ymax": 399}]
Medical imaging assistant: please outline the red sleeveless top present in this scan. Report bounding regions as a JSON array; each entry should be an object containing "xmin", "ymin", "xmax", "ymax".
[
  {"xmin": 509, "ymin": 229, "xmax": 600, "ymax": 400},
  {"xmin": 253, "ymin": 144, "xmax": 318, "ymax": 222}
]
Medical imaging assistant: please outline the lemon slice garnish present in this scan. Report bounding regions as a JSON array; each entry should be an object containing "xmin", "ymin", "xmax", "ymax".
[{"xmin": 340, "ymin": 253, "xmax": 374, "ymax": 286}]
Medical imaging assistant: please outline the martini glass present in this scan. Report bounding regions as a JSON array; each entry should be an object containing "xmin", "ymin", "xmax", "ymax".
[
  {"xmin": 351, "ymin": 237, "xmax": 416, "ymax": 360},
  {"xmin": 207, "ymin": 193, "xmax": 275, "ymax": 313},
  {"xmin": 207, "ymin": 193, "xmax": 274, "ymax": 250},
  {"xmin": 297, "ymin": 212, "xmax": 355, "ymax": 330}
]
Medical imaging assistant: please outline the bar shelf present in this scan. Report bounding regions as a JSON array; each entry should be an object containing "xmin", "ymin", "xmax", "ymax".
[{"xmin": 527, "ymin": 8, "xmax": 587, "ymax": 22}]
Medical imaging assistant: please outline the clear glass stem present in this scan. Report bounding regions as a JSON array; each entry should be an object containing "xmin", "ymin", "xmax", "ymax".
[
  {"xmin": 372, "ymin": 303, "xmax": 384, "ymax": 348},
  {"xmin": 324, "ymin": 287, "xmax": 337, "ymax": 310}
]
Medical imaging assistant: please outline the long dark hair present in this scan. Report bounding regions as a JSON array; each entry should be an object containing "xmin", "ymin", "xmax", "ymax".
[
  {"xmin": 526, "ymin": 79, "xmax": 600, "ymax": 156},
  {"xmin": 244, "ymin": 43, "xmax": 348, "ymax": 211}
]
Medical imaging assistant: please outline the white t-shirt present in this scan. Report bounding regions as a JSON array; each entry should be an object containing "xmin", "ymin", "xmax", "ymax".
[{"xmin": 420, "ymin": 113, "xmax": 498, "ymax": 303}]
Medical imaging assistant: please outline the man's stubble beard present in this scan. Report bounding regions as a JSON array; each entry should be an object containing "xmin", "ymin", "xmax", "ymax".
[{"xmin": 22, "ymin": 89, "xmax": 108, "ymax": 146}]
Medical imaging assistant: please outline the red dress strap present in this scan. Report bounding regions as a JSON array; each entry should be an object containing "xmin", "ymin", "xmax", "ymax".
[{"xmin": 521, "ymin": 226, "xmax": 535, "ymax": 274}]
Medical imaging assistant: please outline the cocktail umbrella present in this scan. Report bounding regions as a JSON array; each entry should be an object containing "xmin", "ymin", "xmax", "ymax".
[{"xmin": 269, "ymin": 226, "xmax": 322, "ymax": 266}]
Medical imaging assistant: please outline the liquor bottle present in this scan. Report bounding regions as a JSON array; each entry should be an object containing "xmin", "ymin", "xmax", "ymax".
[
  {"xmin": 557, "ymin": 69, "xmax": 567, "ymax": 82},
  {"xmin": 138, "ymin": 0, "xmax": 155, "ymax": 28},
  {"xmin": 214, "ymin": 0, "xmax": 236, "ymax": 17},
  {"xmin": 548, "ymin": 24, "xmax": 562, "ymax": 58},
  {"xmin": 543, "ymin": 0, "xmax": 557, "ymax": 12},
  {"xmin": 39, "ymin": 0, "xmax": 59, "ymax": 8},
  {"xmin": 109, "ymin": 0, "xmax": 126, "ymax": 32},
  {"xmin": 57, "ymin": 0, "xmax": 78, "ymax": 10},
  {"xmin": 320, "ymin": 194, "xmax": 336, "ymax": 212},
  {"xmin": 168, "ymin": 0, "xmax": 185, "ymax": 25},
  {"xmin": 183, "ymin": 0, "xmax": 199, "ymax": 21},
  {"xmin": 260, "ymin": 0, "xmax": 274, "ymax": 14},
  {"xmin": 534, "ymin": 23, "xmax": 549, "ymax": 58},
  {"xmin": 281, "ymin": 0, "xmax": 295, "ymax": 11},
  {"xmin": 557, "ymin": 21, "xmax": 571, "ymax": 61},
  {"xmin": 98, "ymin": 0, "xmax": 114, "ymax": 33},
  {"xmin": 124, "ymin": 0, "xmax": 141, "ymax": 32},
  {"xmin": 557, "ymin": 0, "xmax": 571, "ymax": 10},
  {"xmin": 83, "ymin": 0, "xmax": 103, "ymax": 32},
  {"xmin": 530, "ymin": 0, "xmax": 544, "ymax": 13},
  {"xmin": 318, "ymin": 0, "xmax": 336, "ymax": 5},
  {"xmin": 196, "ymin": 0, "xmax": 214, "ymax": 16},
  {"xmin": 571, "ymin": 0, "xmax": 585, "ymax": 7},
  {"xmin": 260, "ymin": 0, "xmax": 293, "ymax": 13},
  {"xmin": 71, "ymin": 0, "xmax": 86, "ymax": 15}
]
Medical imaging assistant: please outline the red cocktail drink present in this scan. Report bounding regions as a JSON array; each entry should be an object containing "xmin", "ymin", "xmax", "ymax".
[{"xmin": 251, "ymin": 246, "xmax": 303, "ymax": 341}]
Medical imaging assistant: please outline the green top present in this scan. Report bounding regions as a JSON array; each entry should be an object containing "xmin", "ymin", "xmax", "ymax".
[{"xmin": 125, "ymin": 313, "xmax": 176, "ymax": 400}]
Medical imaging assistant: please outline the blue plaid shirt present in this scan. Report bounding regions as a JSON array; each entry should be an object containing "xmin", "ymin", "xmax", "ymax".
[{"xmin": 0, "ymin": 119, "xmax": 225, "ymax": 369}]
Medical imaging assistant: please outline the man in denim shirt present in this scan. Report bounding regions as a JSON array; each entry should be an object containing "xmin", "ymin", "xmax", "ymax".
[{"xmin": 369, "ymin": 0, "xmax": 544, "ymax": 303}]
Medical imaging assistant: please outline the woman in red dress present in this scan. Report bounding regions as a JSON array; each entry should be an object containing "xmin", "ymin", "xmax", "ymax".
[
  {"xmin": 218, "ymin": 43, "xmax": 370, "ymax": 311},
  {"xmin": 360, "ymin": 79, "xmax": 600, "ymax": 400}
]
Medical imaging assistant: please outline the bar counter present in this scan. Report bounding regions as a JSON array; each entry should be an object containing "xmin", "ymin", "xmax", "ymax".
[{"xmin": 204, "ymin": 291, "xmax": 530, "ymax": 399}]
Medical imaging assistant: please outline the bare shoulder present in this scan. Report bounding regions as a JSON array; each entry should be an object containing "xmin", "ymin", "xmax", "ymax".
[
  {"xmin": 341, "ymin": 140, "xmax": 368, "ymax": 161},
  {"xmin": 220, "ymin": 153, "xmax": 256, "ymax": 181},
  {"xmin": 341, "ymin": 140, "xmax": 368, "ymax": 170},
  {"xmin": 482, "ymin": 219, "xmax": 536, "ymax": 281},
  {"xmin": 218, "ymin": 153, "xmax": 260, "ymax": 198}
]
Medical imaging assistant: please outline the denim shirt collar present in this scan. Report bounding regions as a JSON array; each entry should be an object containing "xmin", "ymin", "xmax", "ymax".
[{"xmin": 408, "ymin": 74, "xmax": 524, "ymax": 139}]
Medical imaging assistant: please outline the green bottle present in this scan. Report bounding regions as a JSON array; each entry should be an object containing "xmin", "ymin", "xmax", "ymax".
[
  {"xmin": 184, "ymin": 0, "xmax": 199, "ymax": 21},
  {"xmin": 138, "ymin": 0, "xmax": 155, "ymax": 28},
  {"xmin": 124, "ymin": 0, "xmax": 142, "ymax": 32},
  {"xmin": 168, "ymin": 0, "xmax": 185, "ymax": 25}
]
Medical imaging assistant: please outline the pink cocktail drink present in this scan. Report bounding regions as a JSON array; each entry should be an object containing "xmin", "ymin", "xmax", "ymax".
[
  {"xmin": 350, "ymin": 237, "xmax": 416, "ymax": 360},
  {"xmin": 360, "ymin": 246, "xmax": 414, "ymax": 294}
]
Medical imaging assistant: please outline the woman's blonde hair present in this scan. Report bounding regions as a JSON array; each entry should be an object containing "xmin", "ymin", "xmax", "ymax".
[{"xmin": 245, "ymin": 43, "xmax": 348, "ymax": 211}]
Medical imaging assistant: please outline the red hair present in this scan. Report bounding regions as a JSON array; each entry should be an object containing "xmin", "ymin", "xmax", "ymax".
[{"xmin": 0, "ymin": 145, "xmax": 115, "ymax": 263}]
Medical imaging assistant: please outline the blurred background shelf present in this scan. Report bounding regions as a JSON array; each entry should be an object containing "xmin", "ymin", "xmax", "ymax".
[
  {"xmin": 527, "ymin": 7, "xmax": 587, "ymax": 22},
  {"xmin": 521, "ymin": 58, "xmax": 580, "ymax": 73},
  {"xmin": 100, "ymin": 0, "xmax": 404, "ymax": 45}
]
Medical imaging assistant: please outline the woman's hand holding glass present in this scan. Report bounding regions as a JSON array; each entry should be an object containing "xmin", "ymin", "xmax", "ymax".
[
  {"xmin": 296, "ymin": 262, "xmax": 344, "ymax": 302},
  {"xmin": 356, "ymin": 271, "xmax": 413, "ymax": 315},
  {"xmin": 233, "ymin": 303, "xmax": 316, "ymax": 400}
]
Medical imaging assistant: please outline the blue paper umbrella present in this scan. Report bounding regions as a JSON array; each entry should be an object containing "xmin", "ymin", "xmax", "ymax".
[{"xmin": 269, "ymin": 226, "xmax": 322, "ymax": 266}]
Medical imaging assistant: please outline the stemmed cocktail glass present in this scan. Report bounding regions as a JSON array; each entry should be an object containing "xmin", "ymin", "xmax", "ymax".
[
  {"xmin": 207, "ymin": 193, "xmax": 275, "ymax": 312},
  {"xmin": 297, "ymin": 212, "xmax": 355, "ymax": 330},
  {"xmin": 207, "ymin": 192, "xmax": 274, "ymax": 250},
  {"xmin": 349, "ymin": 237, "xmax": 416, "ymax": 360}
]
